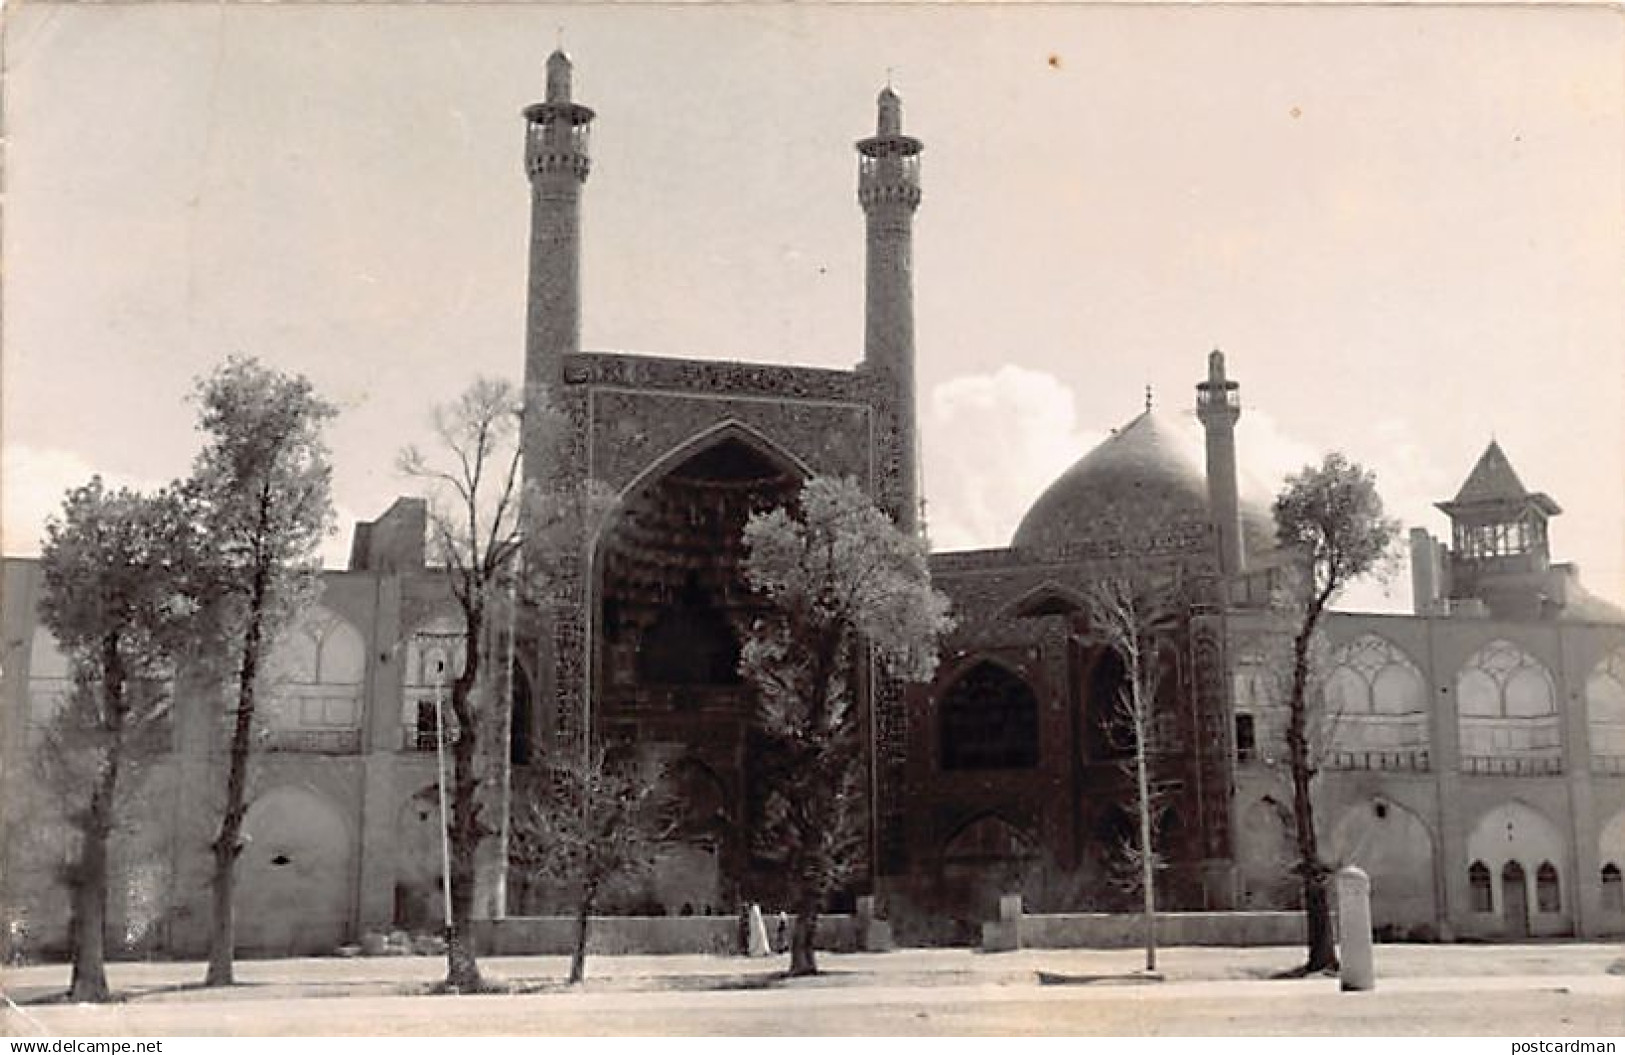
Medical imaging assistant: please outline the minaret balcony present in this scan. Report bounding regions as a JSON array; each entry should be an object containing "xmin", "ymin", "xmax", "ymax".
[
  {"xmin": 859, "ymin": 181, "xmax": 922, "ymax": 210},
  {"xmin": 526, "ymin": 151, "xmax": 592, "ymax": 181},
  {"xmin": 859, "ymin": 152, "xmax": 921, "ymax": 184},
  {"xmin": 524, "ymin": 118, "xmax": 593, "ymax": 180}
]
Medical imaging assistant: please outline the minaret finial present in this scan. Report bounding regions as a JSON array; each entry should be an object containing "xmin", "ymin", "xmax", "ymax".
[
  {"xmin": 545, "ymin": 46, "xmax": 574, "ymax": 104},
  {"xmin": 1145, "ymin": 384, "xmax": 1153, "ymax": 412},
  {"xmin": 876, "ymin": 81, "xmax": 903, "ymax": 136}
]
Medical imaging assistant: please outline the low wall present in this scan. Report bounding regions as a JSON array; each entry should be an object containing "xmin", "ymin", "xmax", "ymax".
[
  {"xmin": 473, "ymin": 914, "xmax": 866, "ymax": 957},
  {"xmin": 1017, "ymin": 911, "xmax": 1306, "ymax": 949}
]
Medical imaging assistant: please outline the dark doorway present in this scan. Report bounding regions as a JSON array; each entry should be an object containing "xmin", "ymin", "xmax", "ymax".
[
  {"xmin": 1501, "ymin": 860, "xmax": 1529, "ymax": 938},
  {"xmin": 595, "ymin": 432, "xmax": 805, "ymax": 900},
  {"xmin": 939, "ymin": 661, "xmax": 1039, "ymax": 770},
  {"xmin": 509, "ymin": 659, "xmax": 532, "ymax": 766}
]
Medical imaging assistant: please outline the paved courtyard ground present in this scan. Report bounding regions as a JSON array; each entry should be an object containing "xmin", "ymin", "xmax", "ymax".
[{"xmin": 3, "ymin": 943, "xmax": 1623, "ymax": 1036}]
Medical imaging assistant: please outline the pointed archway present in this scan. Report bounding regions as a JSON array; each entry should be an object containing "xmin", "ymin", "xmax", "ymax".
[{"xmin": 593, "ymin": 425, "xmax": 808, "ymax": 903}]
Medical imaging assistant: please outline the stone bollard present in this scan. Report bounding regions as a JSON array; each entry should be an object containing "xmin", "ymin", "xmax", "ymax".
[
  {"xmin": 1336, "ymin": 866, "xmax": 1375, "ymax": 991},
  {"xmin": 747, "ymin": 903, "xmax": 772, "ymax": 957},
  {"xmin": 981, "ymin": 894, "xmax": 1023, "ymax": 953},
  {"xmin": 856, "ymin": 895, "xmax": 893, "ymax": 952}
]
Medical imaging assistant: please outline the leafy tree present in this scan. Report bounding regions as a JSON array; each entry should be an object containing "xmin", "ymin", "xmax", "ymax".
[
  {"xmin": 510, "ymin": 747, "xmax": 673, "ymax": 985},
  {"xmin": 739, "ymin": 476, "xmax": 953, "ymax": 976},
  {"xmin": 37, "ymin": 479, "xmax": 202, "ymax": 1001},
  {"xmin": 398, "ymin": 377, "xmax": 528, "ymax": 992},
  {"xmin": 193, "ymin": 357, "xmax": 336, "ymax": 987},
  {"xmin": 1272, "ymin": 453, "xmax": 1400, "ymax": 973},
  {"xmin": 1084, "ymin": 575, "xmax": 1179, "ymax": 974}
]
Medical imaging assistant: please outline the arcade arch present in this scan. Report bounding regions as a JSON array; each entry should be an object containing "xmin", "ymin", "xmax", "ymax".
[
  {"xmin": 236, "ymin": 785, "xmax": 353, "ymax": 955},
  {"xmin": 1457, "ymin": 641, "xmax": 1560, "ymax": 771}
]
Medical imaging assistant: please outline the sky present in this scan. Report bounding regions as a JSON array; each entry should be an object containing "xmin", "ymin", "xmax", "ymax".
[{"xmin": 5, "ymin": 2, "xmax": 1623, "ymax": 614}]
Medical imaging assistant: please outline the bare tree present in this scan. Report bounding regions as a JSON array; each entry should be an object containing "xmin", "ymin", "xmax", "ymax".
[
  {"xmin": 192, "ymin": 358, "xmax": 335, "ymax": 988},
  {"xmin": 1084, "ymin": 575, "xmax": 1179, "ymax": 974},
  {"xmin": 1272, "ymin": 453, "xmax": 1400, "ymax": 974},
  {"xmin": 739, "ymin": 476, "xmax": 953, "ymax": 976},
  {"xmin": 35, "ymin": 479, "xmax": 202, "ymax": 1001},
  {"xmin": 398, "ymin": 377, "xmax": 528, "ymax": 992},
  {"xmin": 510, "ymin": 747, "xmax": 673, "ymax": 984}
]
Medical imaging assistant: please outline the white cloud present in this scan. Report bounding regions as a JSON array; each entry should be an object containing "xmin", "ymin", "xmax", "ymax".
[
  {"xmin": 923, "ymin": 365, "xmax": 1106, "ymax": 552},
  {"xmin": 3, "ymin": 444, "xmax": 357, "ymax": 568},
  {"xmin": 1234, "ymin": 409, "xmax": 1323, "ymax": 505},
  {"xmin": 1239, "ymin": 411, "xmax": 1447, "ymax": 614},
  {"xmin": 922, "ymin": 371, "xmax": 1433, "ymax": 615},
  {"xmin": 1333, "ymin": 416, "xmax": 1455, "ymax": 614},
  {"xmin": 2, "ymin": 444, "xmax": 165, "ymax": 556}
]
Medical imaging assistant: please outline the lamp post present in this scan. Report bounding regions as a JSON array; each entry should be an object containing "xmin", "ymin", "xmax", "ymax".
[
  {"xmin": 496, "ymin": 561, "xmax": 519, "ymax": 919},
  {"xmin": 433, "ymin": 657, "xmax": 454, "ymax": 939}
]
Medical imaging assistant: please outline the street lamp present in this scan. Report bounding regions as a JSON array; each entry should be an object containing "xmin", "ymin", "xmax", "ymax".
[{"xmin": 433, "ymin": 657, "xmax": 453, "ymax": 939}]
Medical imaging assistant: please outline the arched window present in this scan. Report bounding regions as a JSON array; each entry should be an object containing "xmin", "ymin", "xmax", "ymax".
[
  {"xmin": 404, "ymin": 616, "xmax": 467, "ymax": 751},
  {"xmin": 1230, "ymin": 655, "xmax": 1278, "ymax": 765},
  {"xmin": 1468, "ymin": 860, "xmax": 1493, "ymax": 912},
  {"xmin": 1322, "ymin": 634, "xmax": 1429, "ymax": 762},
  {"xmin": 1601, "ymin": 863, "xmax": 1623, "ymax": 913},
  {"xmin": 1085, "ymin": 647, "xmax": 1130, "ymax": 761},
  {"xmin": 263, "ymin": 607, "xmax": 366, "ymax": 751},
  {"xmin": 1536, "ymin": 861, "xmax": 1561, "ymax": 913},
  {"xmin": 1457, "ymin": 640, "xmax": 1556, "ymax": 717},
  {"xmin": 509, "ymin": 659, "xmax": 532, "ymax": 767},
  {"xmin": 1585, "ymin": 650, "xmax": 1625, "ymax": 761},
  {"xmin": 939, "ymin": 661, "xmax": 1039, "ymax": 770},
  {"xmin": 1234, "ymin": 713, "xmax": 1257, "ymax": 763},
  {"xmin": 1324, "ymin": 635, "xmax": 1425, "ymax": 712},
  {"xmin": 1457, "ymin": 640, "xmax": 1561, "ymax": 767},
  {"xmin": 1502, "ymin": 859, "xmax": 1528, "ymax": 920},
  {"xmin": 942, "ymin": 814, "xmax": 1037, "ymax": 868},
  {"xmin": 1008, "ymin": 587, "xmax": 1083, "ymax": 620},
  {"xmin": 1592, "ymin": 864, "xmax": 1618, "ymax": 910}
]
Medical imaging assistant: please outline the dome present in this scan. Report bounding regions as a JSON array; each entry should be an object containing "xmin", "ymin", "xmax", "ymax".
[{"xmin": 1010, "ymin": 410, "xmax": 1273, "ymax": 556}]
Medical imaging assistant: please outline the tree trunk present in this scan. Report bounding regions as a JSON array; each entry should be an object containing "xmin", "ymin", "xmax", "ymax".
[
  {"xmin": 204, "ymin": 860, "xmax": 237, "ymax": 987},
  {"xmin": 1136, "ymin": 732, "xmax": 1157, "ymax": 974},
  {"xmin": 1286, "ymin": 604, "xmax": 1338, "ymax": 974},
  {"xmin": 206, "ymin": 569, "xmax": 270, "ymax": 988},
  {"xmin": 204, "ymin": 696, "xmax": 254, "ymax": 986},
  {"xmin": 442, "ymin": 795, "xmax": 482, "ymax": 991},
  {"xmin": 442, "ymin": 613, "xmax": 485, "ymax": 993},
  {"xmin": 68, "ymin": 819, "xmax": 112, "ymax": 1002},
  {"xmin": 568, "ymin": 887, "xmax": 595, "ymax": 985},
  {"xmin": 1302, "ymin": 865, "xmax": 1337, "ymax": 972},
  {"xmin": 71, "ymin": 640, "xmax": 126, "ymax": 1003},
  {"xmin": 1128, "ymin": 641, "xmax": 1157, "ymax": 975},
  {"xmin": 788, "ymin": 900, "xmax": 819, "ymax": 977},
  {"xmin": 1290, "ymin": 734, "xmax": 1337, "ymax": 970},
  {"xmin": 443, "ymin": 909, "xmax": 480, "ymax": 992}
]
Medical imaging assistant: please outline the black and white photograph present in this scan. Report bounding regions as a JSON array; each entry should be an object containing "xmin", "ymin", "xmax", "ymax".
[{"xmin": 2, "ymin": 0, "xmax": 1623, "ymax": 1038}]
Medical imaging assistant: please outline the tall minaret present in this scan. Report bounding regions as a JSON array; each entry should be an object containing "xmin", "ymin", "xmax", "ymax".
[
  {"xmin": 522, "ymin": 49, "xmax": 594, "ymax": 478},
  {"xmin": 857, "ymin": 87, "xmax": 923, "ymax": 534},
  {"xmin": 1196, "ymin": 349, "xmax": 1245, "ymax": 576}
]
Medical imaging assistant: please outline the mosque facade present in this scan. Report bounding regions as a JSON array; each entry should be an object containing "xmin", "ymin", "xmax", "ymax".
[{"xmin": 3, "ymin": 53, "xmax": 1623, "ymax": 957}]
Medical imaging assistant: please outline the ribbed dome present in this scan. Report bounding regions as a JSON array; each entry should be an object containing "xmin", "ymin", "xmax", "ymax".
[{"xmin": 1011, "ymin": 410, "xmax": 1272, "ymax": 556}]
